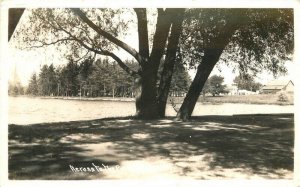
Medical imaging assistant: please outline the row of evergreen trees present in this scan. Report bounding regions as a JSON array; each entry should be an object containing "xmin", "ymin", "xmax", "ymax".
[
  {"xmin": 8, "ymin": 82, "xmax": 25, "ymax": 96},
  {"xmin": 22, "ymin": 57, "xmax": 191, "ymax": 97}
]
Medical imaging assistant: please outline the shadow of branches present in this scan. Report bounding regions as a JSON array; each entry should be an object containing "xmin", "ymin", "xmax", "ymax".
[{"xmin": 9, "ymin": 113, "xmax": 294, "ymax": 179}]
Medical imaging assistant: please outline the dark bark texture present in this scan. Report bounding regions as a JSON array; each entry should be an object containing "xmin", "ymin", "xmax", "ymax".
[
  {"xmin": 176, "ymin": 22, "xmax": 241, "ymax": 120},
  {"xmin": 8, "ymin": 8, "xmax": 25, "ymax": 41},
  {"xmin": 157, "ymin": 9, "xmax": 185, "ymax": 117},
  {"xmin": 176, "ymin": 48, "xmax": 223, "ymax": 121},
  {"xmin": 135, "ymin": 9, "xmax": 183, "ymax": 119}
]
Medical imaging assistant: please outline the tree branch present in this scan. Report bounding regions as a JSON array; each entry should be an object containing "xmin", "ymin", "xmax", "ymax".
[
  {"xmin": 134, "ymin": 8, "xmax": 149, "ymax": 61},
  {"xmin": 149, "ymin": 8, "xmax": 174, "ymax": 70},
  {"xmin": 62, "ymin": 30, "xmax": 139, "ymax": 77},
  {"xmin": 72, "ymin": 49, "xmax": 91, "ymax": 63},
  {"xmin": 31, "ymin": 9, "xmax": 139, "ymax": 77},
  {"xmin": 104, "ymin": 51, "xmax": 140, "ymax": 77},
  {"xmin": 25, "ymin": 38, "xmax": 73, "ymax": 49},
  {"xmin": 158, "ymin": 9, "xmax": 185, "ymax": 103},
  {"xmin": 74, "ymin": 25, "xmax": 94, "ymax": 44},
  {"xmin": 70, "ymin": 8, "xmax": 143, "ymax": 64}
]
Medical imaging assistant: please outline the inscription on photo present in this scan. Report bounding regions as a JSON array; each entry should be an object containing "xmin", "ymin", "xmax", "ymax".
[{"xmin": 69, "ymin": 163, "xmax": 120, "ymax": 173}]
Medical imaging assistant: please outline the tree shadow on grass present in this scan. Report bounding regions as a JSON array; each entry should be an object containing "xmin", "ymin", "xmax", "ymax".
[{"xmin": 8, "ymin": 113, "xmax": 294, "ymax": 179}]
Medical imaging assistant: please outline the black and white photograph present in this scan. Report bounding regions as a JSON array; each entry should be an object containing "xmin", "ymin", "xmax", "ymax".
[{"xmin": 0, "ymin": 0, "xmax": 299, "ymax": 186}]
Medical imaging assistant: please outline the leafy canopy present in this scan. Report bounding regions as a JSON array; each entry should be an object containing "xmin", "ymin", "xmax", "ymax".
[
  {"xmin": 13, "ymin": 8, "xmax": 133, "ymax": 62},
  {"xmin": 203, "ymin": 75, "xmax": 227, "ymax": 96},
  {"xmin": 180, "ymin": 9, "xmax": 293, "ymax": 77}
]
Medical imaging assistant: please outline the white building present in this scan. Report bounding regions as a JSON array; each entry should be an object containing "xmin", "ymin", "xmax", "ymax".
[
  {"xmin": 226, "ymin": 84, "xmax": 258, "ymax": 95},
  {"xmin": 226, "ymin": 84, "xmax": 238, "ymax": 95},
  {"xmin": 262, "ymin": 80, "xmax": 294, "ymax": 94}
]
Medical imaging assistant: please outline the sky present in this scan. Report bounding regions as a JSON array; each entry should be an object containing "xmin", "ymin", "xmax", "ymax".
[{"xmin": 8, "ymin": 8, "xmax": 295, "ymax": 87}]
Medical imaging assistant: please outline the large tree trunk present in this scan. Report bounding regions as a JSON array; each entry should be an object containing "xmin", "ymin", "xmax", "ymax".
[
  {"xmin": 73, "ymin": 8, "xmax": 182, "ymax": 119},
  {"xmin": 135, "ymin": 9, "xmax": 181, "ymax": 119},
  {"xmin": 135, "ymin": 68, "xmax": 159, "ymax": 119},
  {"xmin": 8, "ymin": 8, "xmax": 25, "ymax": 41},
  {"xmin": 134, "ymin": 8, "xmax": 159, "ymax": 119},
  {"xmin": 157, "ymin": 10, "xmax": 185, "ymax": 117},
  {"xmin": 176, "ymin": 14, "xmax": 243, "ymax": 121},
  {"xmin": 176, "ymin": 48, "xmax": 224, "ymax": 121}
]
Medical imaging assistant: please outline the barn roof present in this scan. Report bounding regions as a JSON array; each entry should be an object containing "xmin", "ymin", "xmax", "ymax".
[{"xmin": 262, "ymin": 80, "xmax": 293, "ymax": 90}]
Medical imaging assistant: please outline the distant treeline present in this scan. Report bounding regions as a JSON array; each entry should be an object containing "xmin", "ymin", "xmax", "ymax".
[{"xmin": 9, "ymin": 57, "xmax": 191, "ymax": 97}]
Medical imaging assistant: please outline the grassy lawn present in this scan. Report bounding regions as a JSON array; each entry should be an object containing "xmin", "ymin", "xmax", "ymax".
[
  {"xmin": 170, "ymin": 93, "xmax": 294, "ymax": 105},
  {"xmin": 8, "ymin": 114, "xmax": 294, "ymax": 179},
  {"xmin": 201, "ymin": 94, "xmax": 293, "ymax": 105}
]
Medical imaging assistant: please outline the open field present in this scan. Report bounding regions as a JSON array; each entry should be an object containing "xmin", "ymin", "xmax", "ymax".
[
  {"xmin": 8, "ymin": 96, "xmax": 293, "ymax": 124},
  {"xmin": 170, "ymin": 93, "xmax": 294, "ymax": 105},
  {"xmin": 8, "ymin": 114, "xmax": 294, "ymax": 179},
  {"xmin": 198, "ymin": 93, "xmax": 294, "ymax": 105},
  {"xmin": 24, "ymin": 92, "xmax": 294, "ymax": 106}
]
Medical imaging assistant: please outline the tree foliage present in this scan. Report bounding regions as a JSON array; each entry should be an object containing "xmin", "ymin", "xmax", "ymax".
[
  {"xmin": 233, "ymin": 74, "xmax": 262, "ymax": 92},
  {"xmin": 205, "ymin": 75, "xmax": 227, "ymax": 96},
  {"xmin": 177, "ymin": 8, "xmax": 293, "ymax": 120},
  {"xmin": 8, "ymin": 82, "xmax": 24, "ymax": 96},
  {"xmin": 26, "ymin": 73, "xmax": 38, "ymax": 95},
  {"xmin": 170, "ymin": 60, "xmax": 191, "ymax": 93},
  {"xmin": 24, "ymin": 57, "xmax": 191, "ymax": 98},
  {"xmin": 15, "ymin": 9, "xmax": 130, "ymax": 62},
  {"xmin": 158, "ymin": 56, "xmax": 191, "ymax": 95},
  {"xmin": 222, "ymin": 9, "xmax": 293, "ymax": 77},
  {"xmin": 180, "ymin": 9, "xmax": 293, "ymax": 77}
]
